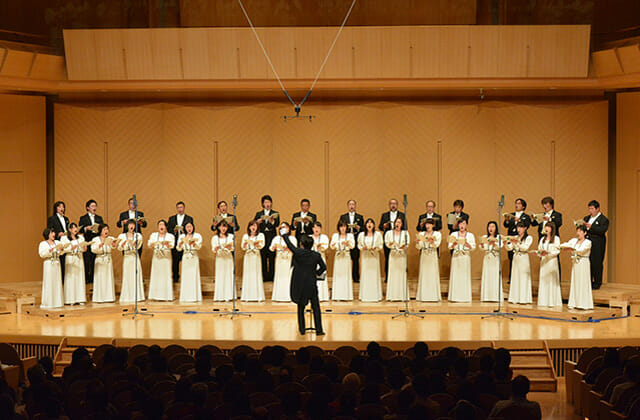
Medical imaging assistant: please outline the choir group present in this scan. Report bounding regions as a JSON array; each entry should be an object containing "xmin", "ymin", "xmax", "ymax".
[{"xmin": 38, "ymin": 195, "xmax": 609, "ymax": 312}]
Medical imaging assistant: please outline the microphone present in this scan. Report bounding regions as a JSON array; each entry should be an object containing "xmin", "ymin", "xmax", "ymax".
[
  {"xmin": 499, "ymin": 194, "xmax": 504, "ymax": 207},
  {"xmin": 403, "ymin": 194, "xmax": 408, "ymax": 208},
  {"xmin": 233, "ymin": 194, "xmax": 238, "ymax": 208},
  {"xmin": 133, "ymin": 194, "xmax": 138, "ymax": 207}
]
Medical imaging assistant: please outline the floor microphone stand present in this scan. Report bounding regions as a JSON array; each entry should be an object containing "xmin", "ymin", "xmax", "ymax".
[
  {"xmin": 482, "ymin": 194, "xmax": 513, "ymax": 320},
  {"xmin": 123, "ymin": 194, "xmax": 152, "ymax": 320},
  {"xmin": 220, "ymin": 195, "xmax": 251, "ymax": 319},
  {"xmin": 393, "ymin": 195, "xmax": 423, "ymax": 319}
]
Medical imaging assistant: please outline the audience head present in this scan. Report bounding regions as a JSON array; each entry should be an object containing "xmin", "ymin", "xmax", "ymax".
[{"xmin": 511, "ymin": 375, "xmax": 531, "ymax": 398}]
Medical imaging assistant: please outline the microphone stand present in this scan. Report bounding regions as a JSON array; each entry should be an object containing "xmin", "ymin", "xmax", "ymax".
[
  {"xmin": 220, "ymin": 194, "xmax": 251, "ymax": 319},
  {"xmin": 123, "ymin": 194, "xmax": 152, "ymax": 320},
  {"xmin": 482, "ymin": 194, "xmax": 513, "ymax": 320},
  {"xmin": 393, "ymin": 194, "xmax": 423, "ymax": 319}
]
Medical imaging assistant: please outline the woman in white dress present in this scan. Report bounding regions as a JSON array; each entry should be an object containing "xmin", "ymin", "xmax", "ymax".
[
  {"xmin": 147, "ymin": 220, "xmax": 175, "ymax": 301},
  {"xmin": 536, "ymin": 222, "xmax": 562, "ymax": 307},
  {"xmin": 479, "ymin": 221, "xmax": 502, "ymax": 302},
  {"xmin": 385, "ymin": 218, "xmax": 410, "ymax": 301},
  {"xmin": 91, "ymin": 224, "xmax": 115, "ymax": 303},
  {"xmin": 330, "ymin": 220, "xmax": 355, "ymax": 301},
  {"xmin": 506, "ymin": 221, "xmax": 533, "ymax": 304},
  {"xmin": 358, "ymin": 218, "xmax": 383, "ymax": 302},
  {"xmin": 117, "ymin": 220, "xmax": 145, "ymax": 303},
  {"xmin": 177, "ymin": 221, "xmax": 202, "ymax": 303},
  {"xmin": 416, "ymin": 218, "xmax": 442, "ymax": 302},
  {"xmin": 311, "ymin": 222, "xmax": 330, "ymax": 301},
  {"xmin": 60, "ymin": 223, "xmax": 87, "ymax": 305},
  {"xmin": 241, "ymin": 220, "xmax": 265, "ymax": 302},
  {"xmin": 447, "ymin": 218, "xmax": 476, "ymax": 302},
  {"xmin": 38, "ymin": 228, "xmax": 64, "ymax": 309},
  {"xmin": 270, "ymin": 222, "xmax": 297, "ymax": 302},
  {"xmin": 212, "ymin": 220, "xmax": 235, "ymax": 301},
  {"xmin": 561, "ymin": 225, "xmax": 593, "ymax": 310}
]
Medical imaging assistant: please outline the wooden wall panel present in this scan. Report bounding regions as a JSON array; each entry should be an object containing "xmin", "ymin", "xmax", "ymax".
[
  {"xmin": 94, "ymin": 30, "xmax": 126, "ymax": 80},
  {"xmin": 294, "ymin": 27, "xmax": 331, "ymax": 79},
  {"xmin": 0, "ymin": 94, "xmax": 46, "ymax": 284},
  {"xmin": 207, "ymin": 29, "xmax": 241, "ymax": 79},
  {"xmin": 150, "ymin": 29, "xmax": 183, "ymax": 79},
  {"xmin": 180, "ymin": 28, "xmax": 211, "ymax": 79},
  {"xmin": 63, "ymin": 30, "xmax": 97, "ymax": 80},
  {"xmin": 1, "ymin": 49, "xmax": 35, "ymax": 78},
  {"xmin": 123, "ymin": 30, "xmax": 155, "ymax": 80},
  {"xmin": 616, "ymin": 93, "xmax": 640, "ymax": 284},
  {"xmin": 53, "ymin": 100, "xmax": 608, "ymax": 284}
]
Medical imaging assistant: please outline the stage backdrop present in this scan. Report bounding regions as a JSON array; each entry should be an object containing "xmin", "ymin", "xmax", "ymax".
[
  {"xmin": 0, "ymin": 94, "xmax": 47, "ymax": 284},
  {"xmin": 54, "ymin": 100, "xmax": 608, "ymax": 286}
]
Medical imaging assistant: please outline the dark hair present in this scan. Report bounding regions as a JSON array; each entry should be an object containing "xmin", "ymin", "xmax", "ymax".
[
  {"xmin": 337, "ymin": 220, "xmax": 348, "ymax": 231},
  {"xmin": 247, "ymin": 219, "xmax": 259, "ymax": 235},
  {"xmin": 347, "ymin": 199, "xmax": 356, "ymax": 205},
  {"xmin": 261, "ymin": 195, "xmax": 272, "ymax": 205},
  {"xmin": 216, "ymin": 220, "xmax": 230, "ymax": 235},
  {"xmin": 176, "ymin": 201, "xmax": 185, "ymax": 207},
  {"xmin": 364, "ymin": 218, "xmax": 376, "ymax": 233},
  {"xmin": 157, "ymin": 219, "xmax": 167, "ymax": 227},
  {"xmin": 313, "ymin": 221, "xmax": 322, "ymax": 229},
  {"xmin": 98, "ymin": 223, "xmax": 109, "ymax": 236},
  {"xmin": 300, "ymin": 198, "xmax": 310, "ymax": 206},
  {"xmin": 453, "ymin": 199, "xmax": 464, "ymax": 209},
  {"xmin": 184, "ymin": 221, "xmax": 195, "ymax": 233},
  {"xmin": 486, "ymin": 221, "xmax": 498, "ymax": 237},
  {"xmin": 126, "ymin": 219, "xmax": 137, "ymax": 230},
  {"xmin": 128, "ymin": 197, "xmax": 135, "ymax": 204},
  {"xmin": 85, "ymin": 199, "xmax": 97, "ymax": 210},
  {"xmin": 543, "ymin": 222, "xmax": 556, "ymax": 242},
  {"xmin": 66, "ymin": 222, "xmax": 79, "ymax": 240},
  {"xmin": 541, "ymin": 196, "xmax": 554, "ymax": 207},
  {"xmin": 516, "ymin": 221, "xmax": 528, "ymax": 240},
  {"xmin": 425, "ymin": 218, "xmax": 435, "ymax": 226},
  {"xmin": 426, "ymin": 200, "xmax": 436, "ymax": 207},
  {"xmin": 393, "ymin": 217, "xmax": 404, "ymax": 229},
  {"xmin": 516, "ymin": 198, "xmax": 527, "ymax": 210},
  {"xmin": 511, "ymin": 375, "xmax": 530, "ymax": 398},
  {"xmin": 588, "ymin": 200, "xmax": 600, "ymax": 209},
  {"xmin": 52, "ymin": 200, "xmax": 65, "ymax": 215},
  {"xmin": 300, "ymin": 236, "xmax": 314, "ymax": 250},
  {"xmin": 43, "ymin": 227, "xmax": 55, "ymax": 240},
  {"xmin": 577, "ymin": 224, "xmax": 588, "ymax": 234},
  {"xmin": 217, "ymin": 200, "xmax": 227, "ymax": 209}
]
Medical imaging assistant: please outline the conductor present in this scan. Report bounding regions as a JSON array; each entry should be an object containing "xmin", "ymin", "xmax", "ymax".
[{"xmin": 281, "ymin": 225, "xmax": 327, "ymax": 336}]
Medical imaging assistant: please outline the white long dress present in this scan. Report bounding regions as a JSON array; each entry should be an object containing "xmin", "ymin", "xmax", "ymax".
[
  {"xmin": 385, "ymin": 230, "xmax": 410, "ymax": 301},
  {"xmin": 270, "ymin": 235, "xmax": 297, "ymax": 302},
  {"xmin": 91, "ymin": 237, "xmax": 115, "ymax": 303},
  {"xmin": 416, "ymin": 231, "xmax": 442, "ymax": 302},
  {"xmin": 147, "ymin": 232, "xmax": 175, "ymax": 301},
  {"xmin": 117, "ymin": 233, "xmax": 145, "ymax": 303},
  {"xmin": 479, "ymin": 235, "xmax": 502, "ymax": 302},
  {"xmin": 177, "ymin": 233, "xmax": 202, "ymax": 302},
  {"xmin": 447, "ymin": 231, "xmax": 476, "ymax": 302},
  {"xmin": 358, "ymin": 232, "xmax": 383, "ymax": 302},
  {"xmin": 537, "ymin": 236, "xmax": 562, "ymax": 307},
  {"xmin": 241, "ymin": 233, "xmax": 265, "ymax": 302},
  {"xmin": 60, "ymin": 236, "xmax": 87, "ymax": 304},
  {"xmin": 330, "ymin": 233, "xmax": 355, "ymax": 301},
  {"xmin": 312, "ymin": 234, "xmax": 330, "ymax": 301},
  {"xmin": 506, "ymin": 235, "xmax": 533, "ymax": 304},
  {"xmin": 562, "ymin": 238, "xmax": 593, "ymax": 310},
  {"xmin": 38, "ymin": 241, "xmax": 64, "ymax": 309},
  {"xmin": 212, "ymin": 234, "xmax": 235, "ymax": 301}
]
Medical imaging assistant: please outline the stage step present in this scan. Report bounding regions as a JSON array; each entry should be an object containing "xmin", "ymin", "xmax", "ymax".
[
  {"xmin": 502, "ymin": 342, "xmax": 557, "ymax": 392},
  {"xmin": 52, "ymin": 338, "xmax": 112, "ymax": 377}
]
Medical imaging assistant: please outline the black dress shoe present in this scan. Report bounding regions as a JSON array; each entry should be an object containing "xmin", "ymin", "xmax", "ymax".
[
  {"xmin": 316, "ymin": 331, "xmax": 325, "ymax": 336},
  {"xmin": 299, "ymin": 330, "xmax": 306, "ymax": 335}
]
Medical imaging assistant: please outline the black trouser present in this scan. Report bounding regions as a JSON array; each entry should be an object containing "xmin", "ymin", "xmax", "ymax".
[
  {"xmin": 383, "ymin": 245, "xmax": 390, "ymax": 279},
  {"xmin": 507, "ymin": 250, "xmax": 514, "ymax": 280},
  {"xmin": 83, "ymin": 249, "xmax": 96, "ymax": 284},
  {"xmin": 590, "ymin": 237, "xmax": 606, "ymax": 289},
  {"xmin": 60, "ymin": 254, "xmax": 66, "ymax": 283},
  {"xmin": 260, "ymin": 246, "xmax": 275, "ymax": 282},
  {"xmin": 297, "ymin": 293, "xmax": 323, "ymax": 334},
  {"xmin": 350, "ymin": 247, "xmax": 360, "ymax": 282},
  {"xmin": 171, "ymin": 248, "xmax": 183, "ymax": 282}
]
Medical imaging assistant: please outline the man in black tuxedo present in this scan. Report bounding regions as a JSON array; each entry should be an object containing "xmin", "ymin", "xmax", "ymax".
[
  {"xmin": 503, "ymin": 198, "xmax": 532, "ymax": 276},
  {"xmin": 167, "ymin": 201, "xmax": 194, "ymax": 283},
  {"xmin": 254, "ymin": 195, "xmax": 280, "ymax": 282},
  {"xmin": 78, "ymin": 199, "xmax": 104, "ymax": 284},
  {"xmin": 446, "ymin": 199, "xmax": 470, "ymax": 234},
  {"xmin": 339, "ymin": 199, "xmax": 365, "ymax": 282},
  {"xmin": 117, "ymin": 197, "xmax": 147, "ymax": 257},
  {"xmin": 291, "ymin": 199, "xmax": 317, "ymax": 242},
  {"xmin": 584, "ymin": 200, "xmax": 609, "ymax": 290},
  {"xmin": 379, "ymin": 198, "xmax": 407, "ymax": 279},
  {"xmin": 281, "ymin": 225, "xmax": 326, "ymax": 336},
  {"xmin": 47, "ymin": 200, "xmax": 69, "ymax": 281},
  {"xmin": 530, "ymin": 196, "xmax": 563, "ymax": 238},
  {"xmin": 417, "ymin": 200, "xmax": 442, "ymax": 232},
  {"xmin": 211, "ymin": 200, "xmax": 239, "ymax": 235}
]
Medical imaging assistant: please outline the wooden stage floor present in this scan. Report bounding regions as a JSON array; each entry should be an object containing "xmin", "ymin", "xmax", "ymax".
[{"xmin": 2, "ymin": 281, "xmax": 640, "ymax": 350}]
